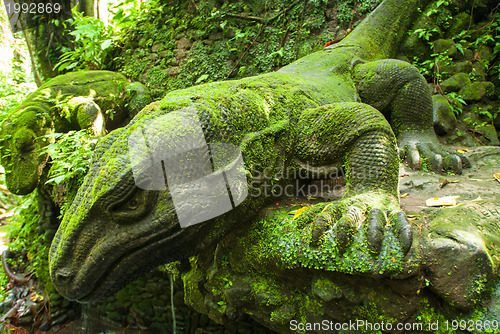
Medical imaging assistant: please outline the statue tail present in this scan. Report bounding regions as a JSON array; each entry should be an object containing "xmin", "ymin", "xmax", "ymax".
[{"xmin": 339, "ymin": 0, "xmax": 431, "ymax": 60}]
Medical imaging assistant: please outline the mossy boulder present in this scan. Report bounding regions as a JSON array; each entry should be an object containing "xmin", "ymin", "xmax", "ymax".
[
  {"xmin": 432, "ymin": 94, "xmax": 457, "ymax": 135},
  {"xmin": 399, "ymin": 32, "xmax": 429, "ymax": 60},
  {"xmin": 494, "ymin": 104, "xmax": 500, "ymax": 130},
  {"xmin": 477, "ymin": 124, "xmax": 500, "ymax": 146},
  {"xmin": 425, "ymin": 196, "xmax": 500, "ymax": 309},
  {"xmin": 446, "ymin": 12, "xmax": 471, "ymax": 37},
  {"xmin": 440, "ymin": 72, "xmax": 471, "ymax": 93},
  {"xmin": 0, "ymin": 70, "xmax": 150, "ymax": 195},
  {"xmin": 472, "ymin": 61, "xmax": 488, "ymax": 81},
  {"xmin": 433, "ymin": 39, "xmax": 460, "ymax": 60},
  {"xmin": 454, "ymin": 61, "xmax": 473, "ymax": 74},
  {"xmin": 459, "ymin": 81, "xmax": 495, "ymax": 101},
  {"xmin": 477, "ymin": 46, "xmax": 493, "ymax": 62}
]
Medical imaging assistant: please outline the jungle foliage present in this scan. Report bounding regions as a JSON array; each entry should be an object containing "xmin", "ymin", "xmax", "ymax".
[{"xmin": 0, "ymin": 0, "xmax": 499, "ymax": 331}]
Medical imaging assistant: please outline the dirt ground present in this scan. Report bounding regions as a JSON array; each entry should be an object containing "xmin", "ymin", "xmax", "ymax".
[{"xmin": 399, "ymin": 146, "xmax": 500, "ymax": 215}]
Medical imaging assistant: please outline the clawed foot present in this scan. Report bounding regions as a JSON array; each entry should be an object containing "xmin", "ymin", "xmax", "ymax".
[
  {"xmin": 399, "ymin": 132, "xmax": 471, "ymax": 174},
  {"xmin": 312, "ymin": 194, "xmax": 411, "ymax": 254},
  {"xmin": 288, "ymin": 192, "xmax": 414, "ymax": 275}
]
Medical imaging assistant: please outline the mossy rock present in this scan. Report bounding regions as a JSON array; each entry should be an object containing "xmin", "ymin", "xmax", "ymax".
[
  {"xmin": 477, "ymin": 45, "xmax": 493, "ymax": 63},
  {"xmin": 399, "ymin": 32, "xmax": 429, "ymax": 60},
  {"xmin": 477, "ymin": 124, "xmax": 500, "ymax": 146},
  {"xmin": 425, "ymin": 198, "xmax": 500, "ymax": 309},
  {"xmin": 454, "ymin": 61, "xmax": 473, "ymax": 74},
  {"xmin": 440, "ymin": 72, "xmax": 471, "ymax": 93},
  {"xmin": 459, "ymin": 81, "xmax": 495, "ymax": 101},
  {"xmin": 445, "ymin": 12, "xmax": 470, "ymax": 38},
  {"xmin": 433, "ymin": 39, "xmax": 461, "ymax": 60},
  {"xmin": 471, "ymin": 61, "xmax": 488, "ymax": 81},
  {"xmin": 432, "ymin": 94, "xmax": 457, "ymax": 135},
  {"xmin": 495, "ymin": 104, "xmax": 500, "ymax": 130}
]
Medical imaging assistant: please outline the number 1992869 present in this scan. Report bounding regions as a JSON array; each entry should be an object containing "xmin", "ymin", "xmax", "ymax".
[{"xmin": 5, "ymin": 2, "xmax": 61, "ymax": 14}]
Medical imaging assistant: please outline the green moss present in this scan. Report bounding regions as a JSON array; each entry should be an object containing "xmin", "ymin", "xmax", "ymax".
[{"xmin": 415, "ymin": 298, "xmax": 454, "ymax": 334}]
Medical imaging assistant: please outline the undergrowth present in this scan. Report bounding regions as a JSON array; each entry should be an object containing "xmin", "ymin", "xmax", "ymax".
[{"xmin": 411, "ymin": 1, "xmax": 499, "ymax": 122}]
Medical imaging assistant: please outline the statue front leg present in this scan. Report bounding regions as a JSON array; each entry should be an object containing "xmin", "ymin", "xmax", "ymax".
[
  {"xmin": 353, "ymin": 59, "xmax": 471, "ymax": 174},
  {"xmin": 290, "ymin": 102, "xmax": 414, "ymax": 271}
]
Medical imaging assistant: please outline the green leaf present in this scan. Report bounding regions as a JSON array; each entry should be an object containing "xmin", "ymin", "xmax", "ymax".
[
  {"xmin": 101, "ymin": 39, "xmax": 113, "ymax": 50},
  {"xmin": 494, "ymin": 43, "xmax": 500, "ymax": 55},
  {"xmin": 46, "ymin": 175, "xmax": 66, "ymax": 185},
  {"xmin": 195, "ymin": 74, "xmax": 209, "ymax": 84}
]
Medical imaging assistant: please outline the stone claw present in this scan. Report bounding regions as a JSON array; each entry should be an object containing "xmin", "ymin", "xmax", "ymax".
[
  {"xmin": 365, "ymin": 209, "xmax": 412, "ymax": 256},
  {"xmin": 401, "ymin": 141, "xmax": 470, "ymax": 174},
  {"xmin": 392, "ymin": 211, "xmax": 413, "ymax": 255},
  {"xmin": 311, "ymin": 197, "xmax": 413, "ymax": 258},
  {"xmin": 313, "ymin": 205, "xmax": 362, "ymax": 253},
  {"xmin": 443, "ymin": 154, "xmax": 462, "ymax": 174},
  {"xmin": 366, "ymin": 209, "xmax": 384, "ymax": 254}
]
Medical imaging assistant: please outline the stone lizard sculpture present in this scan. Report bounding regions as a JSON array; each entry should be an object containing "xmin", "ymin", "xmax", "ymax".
[
  {"xmin": 0, "ymin": 71, "xmax": 151, "ymax": 195},
  {"xmin": 49, "ymin": 0, "xmax": 475, "ymax": 307}
]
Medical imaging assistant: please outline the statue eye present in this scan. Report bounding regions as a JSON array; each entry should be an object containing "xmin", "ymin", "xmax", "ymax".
[
  {"xmin": 128, "ymin": 198, "xmax": 139, "ymax": 210},
  {"xmin": 107, "ymin": 187, "xmax": 153, "ymax": 223},
  {"xmin": 109, "ymin": 187, "xmax": 144, "ymax": 213}
]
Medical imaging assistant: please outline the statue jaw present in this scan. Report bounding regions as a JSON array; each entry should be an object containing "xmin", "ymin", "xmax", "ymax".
[
  {"xmin": 54, "ymin": 227, "xmax": 180, "ymax": 303},
  {"xmin": 48, "ymin": 187, "xmax": 184, "ymax": 303}
]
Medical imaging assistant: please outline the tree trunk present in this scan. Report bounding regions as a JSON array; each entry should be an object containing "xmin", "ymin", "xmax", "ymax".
[
  {"xmin": 78, "ymin": 0, "xmax": 95, "ymax": 17},
  {"xmin": 13, "ymin": 0, "xmax": 79, "ymax": 85}
]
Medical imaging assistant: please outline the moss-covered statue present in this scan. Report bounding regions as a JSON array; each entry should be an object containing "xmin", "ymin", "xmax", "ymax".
[
  {"xmin": 0, "ymin": 71, "xmax": 151, "ymax": 195},
  {"xmin": 3, "ymin": 0, "xmax": 498, "ymax": 331}
]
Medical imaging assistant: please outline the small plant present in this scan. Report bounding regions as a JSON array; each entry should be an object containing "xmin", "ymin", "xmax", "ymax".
[
  {"xmin": 4, "ymin": 193, "xmax": 50, "ymax": 291},
  {"xmin": 445, "ymin": 92, "xmax": 467, "ymax": 115},
  {"xmin": 358, "ymin": 0, "xmax": 382, "ymax": 15},
  {"xmin": 478, "ymin": 108, "xmax": 499, "ymax": 127},
  {"xmin": 109, "ymin": 0, "xmax": 164, "ymax": 33},
  {"xmin": 420, "ymin": 156, "xmax": 431, "ymax": 172},
  {"xmin": 0, "ymin": 53, "xmax": 35, "ymax": 119},
  {"xmin": 42, "ymin": 129, "xmax": 95, "ymax": 215},
  {"xmin": 489, "ymin": 12, "xmax": 500, "ymax": 75},
  {"xmin": 463, "ymin": 115, "xmax": 487, "ymax": 131},
  {"xmin": 412, "ymin": 27, "xmax": 439, "ymax": 41},
  {"xmin": 412, "ymin": 52, "xmax": 453, "ymax": 85},
  {"xmin": 337, "ymin": 1, "xmax": 354, "ymax": 25},
  {"xmin": 54, "ymin": 7, "xmax": 115, "ymax": 71},
  {"xmin": 43, "ymin": 130, "xmax": 93, "ymax": 185}
]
